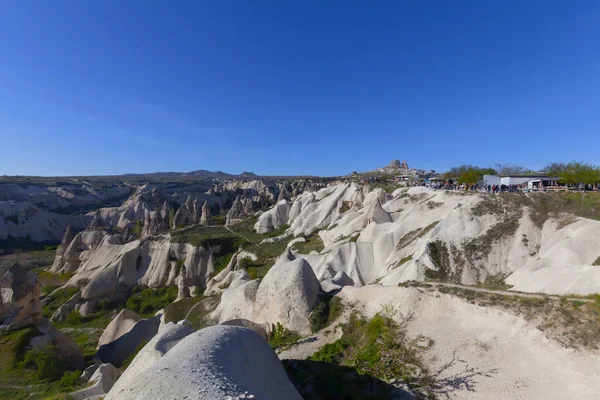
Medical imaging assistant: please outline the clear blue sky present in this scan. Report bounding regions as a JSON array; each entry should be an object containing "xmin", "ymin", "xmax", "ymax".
[{"xmin": 1, "ymin": 1, "xmax": 599, "ymax": 177}]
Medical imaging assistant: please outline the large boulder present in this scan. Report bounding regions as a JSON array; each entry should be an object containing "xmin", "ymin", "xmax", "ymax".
[
  {"xmin": 0, "ymin": 262, "xmax": 43, "ymax": 330},
  {"xmin": 96, "ymin": 309, "xmax": 142, "ymax": 349},
  {"xmin": 321, "ymin": 270, "xmax": 355, "ymax": 293},
  {"xmin": 95, "ymin": 312, "xmax": 162, "ymax": 367},
  {"xmin": 211, "ymin": 274, "xmax": 260, "ymax": 323},
  {"xmin": 254, "ymin": 250, "xmax": 321, "ymax": 335},
  {"xmin": 106, "ymin": 325, "xmax": 302, "ymax": 400},
  {"xmin": 108, "ymin": 322, "xmax": 194, "ymax": 397},
  {"xmin": 70, "ymin": 363, "xmax": 121, "ymax": 400},
  {"xmin": 30, "ymin": 319, "xmax": 85, "ymax": 371}
]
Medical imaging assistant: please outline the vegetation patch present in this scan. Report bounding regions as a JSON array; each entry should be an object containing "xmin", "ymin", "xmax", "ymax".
[
  {"xmin": 339, "ymin": 201, "xmax": 352, "ymax": 214},
  {"xmin": 307, "ymin": 311, "xmax": 434, "ymax": 397},
  {"xmin": 293, "ymin": 235, "xmax": 325, "ymax": 254},
  {"xmin": 309, "ymin": 296, "xmax": 343, "ymax": 333},
  {"xmin": 0, "ymin": 327, "xmax": 83, "ymax": 399},
  {"xmin": 126, "ymin": 286, "xmax": 178, "ymax": 317},
  {"xmin": 476, "ymin": 274, "xmax": 513, "ymax": 290},
  {"xmin": 529, "ymin": 192, "xmax": 600, "ymax": 228},
  {"xmin": 463, "ymin": 217, "xmax": 519, "ymax": 263},
  {"xmin": 396, "ymin": 255, "xmax": 413, "ymax": 268},
  {"xmin": 269, "ymin": 322, "xmax": 301, "ymax": 350},
  {"xmin": 42, "ymin": 287, "xmax": 79, "ymax": 318},
  {"xmin": 426, "ymin": 201, "xmax": 443, "ymax": 210},
  {"xmin": 593, "ymin": 256, "xmax": 600, "ymax": 266},
  {"xmin": 425, "ymin": 240, "xmax": 453, "ymax": 282}
]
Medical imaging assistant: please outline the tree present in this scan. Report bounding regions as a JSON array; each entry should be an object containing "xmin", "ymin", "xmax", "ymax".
[
  {"xmin": 494, "ymin": 163, "xmax": 526, "ymax": 176},
  {"xmin": 443, "ymin": 165, "xmax": 496, "ymax": 184},
  {"xmin": 558, "ymin": 162, "xmax": 600, "ymax": 186},
  {"xmin": 543, "ymin": 162, "xmax": 567, "ymax": 177}
]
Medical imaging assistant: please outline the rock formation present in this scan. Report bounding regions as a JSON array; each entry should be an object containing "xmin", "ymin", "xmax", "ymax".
[
  {"xmin": 71, "ymin": 363, "xmax": 121, "ymax": 400},
  {"xmin": 95, "ymin": 310, "xmax": 162, "ymax": 367},
  {"xmin": 0, "ymin": 262, "xmax": 43, "ymax": 330},
  {"xmin": 172, "ymin": 195, "xmax": 201, "ymax": 228},
  {"xmin": 199, "ymin": 200, "xmax": 210, "ymax": 225},
  {"xmin": 254, "ymin": 250, "xmax": 321, "ymax": 335},
  {"xmin": 29, "ymin": 319, "xmax": 85, "ymax": 371},
  {"xmin": 97, "ymin": 309, "xmax": 143, "ymax": 349},
  {"xmin": 225, "ymin": 195, "xmax": 247, "ymax": 226},
  {"xmin": 88, "ymin": 210, "xmax": 105, "ymax": 230},
  {"xmin": 105, "ymin": 325, "xmax": 302, "ymax": 400}
]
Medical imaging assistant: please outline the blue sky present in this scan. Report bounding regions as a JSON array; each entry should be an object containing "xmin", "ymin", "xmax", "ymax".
[{"xmin": 1, "ymin": 1, "xmax": 599, "ymax": 177}]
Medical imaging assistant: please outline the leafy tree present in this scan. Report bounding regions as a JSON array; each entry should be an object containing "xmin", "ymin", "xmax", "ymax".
[
  {"xmin": 558, "ymin": 162, "xmax": 600, "ymax": 186},
  {"xmin": 444, "ymin": 165, "xmax": 496, "ymax": 184}
]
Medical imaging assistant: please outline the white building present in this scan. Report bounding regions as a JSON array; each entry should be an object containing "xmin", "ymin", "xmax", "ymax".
[{"xmin": 483, "ymin": 174, "xmax": 559, "ymax": 189}]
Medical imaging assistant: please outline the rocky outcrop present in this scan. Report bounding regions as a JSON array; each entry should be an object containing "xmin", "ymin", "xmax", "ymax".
[
  {"xmin": 95, "ymin": 311, "xmax": 162, "ymax": 367},
  {"xmin": 254, "ymin": 200, "xmax": 292, "ymax": 234},
  {"xmin": 51, "ymin": 234, "xmax": 218, "ymax": 315},
  {"xmin": 88, "ymin": 210, "xmax": 105, "ymax": 230},
  {"xmin": 211, "ymin": 273, "xmax": 260, "ymax": 323},
  {"xmin": 0, "ymin": 201, "xmax": 90, "ymax": 243},
  {"xmin": 321, "ymin": 270, "xmax": 355, "ymax": 292},
  {"xmin": 0, "ymin": 262, "xmax": 43, "ymax": 330},
  {"xmin": 172, "ymin": 195, "xmax": 200, "ymax": 229},
  {"xmin": 50, "ymin": 230, "xmax": 109, "ymax": 273},
  {"xmin": 141, "ymin": 209, "xmax": 169, "ymax": 238},
  {"xmin": 30, "ymin": 319, "xmax": 85, "ymax": 371},
  {"xmin": 225, "ymin": 195, "xmax": 247, "ymax": 226},
  {"xmin": 70, "ymin": 363, "xmax": 121, "ymax": 400},
  {"xmin": 97, "ymin": 309, "xmax": 142, "ymax": 349},
  {"xmin": 199, "ymin": 200, "xmax": 210, "ymax": 225},
  {"xmin": 254, "ymin": 251, "xmax": 321, "ymax": 335},
  {"xmin": 105, "ymin": 325, "xmax": 302, "ymax": 400}
]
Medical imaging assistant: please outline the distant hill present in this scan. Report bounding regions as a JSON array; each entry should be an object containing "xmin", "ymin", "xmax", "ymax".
[{"xmin": 120, "ymin": 170, "xmax": 259, "ymax": 179}]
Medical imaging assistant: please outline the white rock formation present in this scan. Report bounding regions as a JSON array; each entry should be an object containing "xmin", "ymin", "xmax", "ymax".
[
  {"xmin": 254, "ymin": 250, "xmax": 321, "ymax": 335},
  {"xmin": 95, "ymin": 311, "xmax": 162, "ymax": 367},
  {"xmin": 105, "ymin": 325, "xmax": 302, "ymax": 400},
  {"xmin": 256, "ymin": 183, "xmax": 600, "ymax": 295},
  {"xmin": 254, "ymin": 200, "xmax": 292, "ymax": 234},
  {"xmin": 96, "ymin": 309, "xmax": 142, "ymax": 349},
  {"xmin": 211, "ymin": 274, "xmax": 260, "ymax": 323},
  {"xmin": 108, "ymin": 322, "xmax": 194, "ymax": 398},
  {"xmin": 0, "ymin": 262, "xmax": 43, "ymax": 330},
  {"xmin": 70, "ymin": 363, "xmax": 121, "ymax": 400}
]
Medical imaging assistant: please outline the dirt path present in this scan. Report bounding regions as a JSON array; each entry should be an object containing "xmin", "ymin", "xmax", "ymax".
[{"xmin": 426, "ymin": 282, "xmax": 595, "ymax": 303}]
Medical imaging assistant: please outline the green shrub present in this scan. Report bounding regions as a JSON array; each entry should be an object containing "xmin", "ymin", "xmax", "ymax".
[
  {"xmin": 269, "ymin": 322, "xmax": 301, "ymax": 350},
  {"xmin": 126, "ymin": 286, "xmax": 178, "ymax": 316},
  {"xmin": 309, "ymin": 339, "xmax": 348, "ymax": 363},
  {"xmin": 59, "ymin": 370, "xmax": 81, "ymax": 390},
  {"xmin": 20, "ymin": 345, "xmax": 67, "ymax": 381},
  {"xmin": 309, "ymin": 297, "xmax": 343, "ymax": 333},
  {"xmin": 66, "ymin": 310, "xmax": 83, "ymax": 325}
]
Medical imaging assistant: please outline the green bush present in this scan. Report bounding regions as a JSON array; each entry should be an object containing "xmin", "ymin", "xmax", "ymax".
[
  {"xmin": 309, "ymin": 296, "xmax": 343, "ymax": 333},
  {"xmin": 66, "ymin": 310, "xmax": 84, "ymax": 325},
  {"xmin": 269, "ymin": 322, "xmax": 301, "ymax": 350},
  {"xmin": 126, "ymin": 286, "xmax": 178, "ymax": 316},
  {"xmin": 309, "ymin": 339, "xmax": 348, "ymax": 364},
  {"xmin": 20, "ymin": 345, "xmax": 67, "ymax": 381},
  {"xmin": 59, "ymin": 369, "xmax": 81, "ymax": 390}
]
